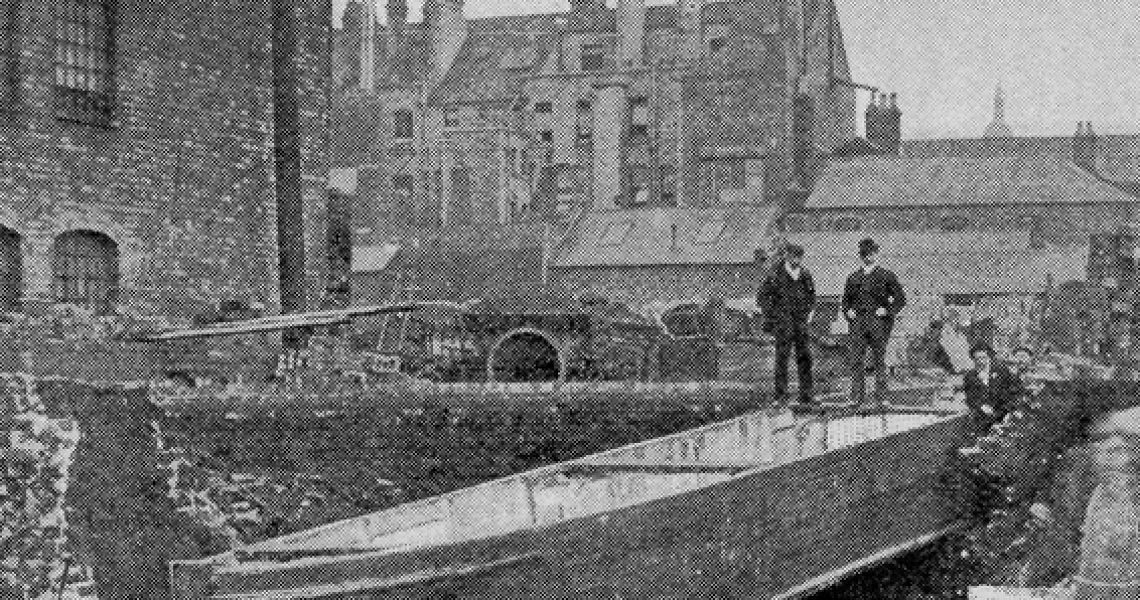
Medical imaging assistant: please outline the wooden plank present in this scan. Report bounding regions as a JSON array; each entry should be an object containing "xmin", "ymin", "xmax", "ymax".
[{"xmin": 564, "ymin": 460, "xmax": 766, "ymax": 474}]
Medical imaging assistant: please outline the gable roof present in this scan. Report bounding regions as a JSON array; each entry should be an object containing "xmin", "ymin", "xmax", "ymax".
[
  {"xmin": 429, "ymin": 27, "xmax": 558, "ymax": 105},
  {"xmin": 552, "ymin": 205, "xmax": 780, "ymax": 268},
  {"xmin": 899, "ymin": 135, "xmax": 1140, "ymax": 186},
  {"xmin": 806, "ymin": 153, "xmax": 1140, "ymax": 210}
]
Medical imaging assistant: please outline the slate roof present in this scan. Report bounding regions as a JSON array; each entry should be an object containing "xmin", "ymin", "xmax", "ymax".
[
  {"xmin": 898, "ymin": 135, "xmax": 1140, "ymax": 185},
  {"xmin": 805, "ymin": 153, "xmax": 1140, "ymax": 210},
  {"xmin": 429, "ymin": 28, "xmax": 558, "ymax": 105},
  {"xmin": 552, "ymin": 205, "xmax": 780, "ymax": 268},
  {"xmin": 427, "ymin": 0, "xmax": 741, "ymax": 105},
  {"xmin": 783, "ymin": 231, "xmax": 1089, "ymax": 296}
]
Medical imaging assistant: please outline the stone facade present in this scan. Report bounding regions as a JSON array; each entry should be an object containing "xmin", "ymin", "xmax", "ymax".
[
  {"xmin": 332, "ymin": 0, "xmax": 855, "ymax": 248},
  {"xmin": 0, "ymin": 0, "xmax": 330, "ymax": 317}
]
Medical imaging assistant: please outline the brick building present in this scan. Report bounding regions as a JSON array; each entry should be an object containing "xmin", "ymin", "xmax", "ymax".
[
  {"xmin": 0, "ymin": 1, "xmax": 330, "ymax": 317},
  {"xmin": 332, "ymin": 0, "xmax": 855, "ymax": 247}
]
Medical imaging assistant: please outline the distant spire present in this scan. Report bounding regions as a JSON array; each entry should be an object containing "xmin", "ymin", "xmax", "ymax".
[{"xmin": 983, "ymin": 84, "xmax": 1012, "ymax": 138}]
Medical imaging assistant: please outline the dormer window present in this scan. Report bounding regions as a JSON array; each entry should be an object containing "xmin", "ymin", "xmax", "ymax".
[
  {"xmin": 534, "ymin": 101, "xmax": 552, "ymax": 114},
  {"xmin": 708, "ymin": 37, "xmax": 727, "ymax": 54}
]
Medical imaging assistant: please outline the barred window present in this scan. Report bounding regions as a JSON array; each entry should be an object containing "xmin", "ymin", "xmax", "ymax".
[
  {"xmin": 0, "ymin": 227, "xmax": 21, "ymax": 312},
  {"xmin": 0, "ymin": 0, "xmax": 16, "ymax": 106},
  {"xmin": 53, "ymin": 0, "xmax": 115, "ymax": 125},
  {"xmin": 51, "ymin": 230, "xmax": 118, "ymax": 313}
]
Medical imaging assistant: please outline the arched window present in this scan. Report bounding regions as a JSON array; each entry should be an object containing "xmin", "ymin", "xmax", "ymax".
[
  {"xmin": 392, "ymin": 109, "xmax": 413, "ymax": 140},
  {"xmin": 0, "ymin": 227, "xmax": 21, "ymax": 312},
  {"xmin": 52, "ymin": 230, "xmax": 118, "ymax": 313}
]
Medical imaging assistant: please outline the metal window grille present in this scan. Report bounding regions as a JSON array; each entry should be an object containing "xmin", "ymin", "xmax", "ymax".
[
  {"xmin": 51, "ymin": 231, "xmax": 118, "ymax": 313},
  {"xmin": 53, "ymin": 0, "xmax": 114, "ymax": 125},
  {"xmin": 0, "ymin": 228, "xmax": 21, "ymax": 311},
  {"xmin": 0, "ymin": 0, "xmax": 16, "ymax": 106}
]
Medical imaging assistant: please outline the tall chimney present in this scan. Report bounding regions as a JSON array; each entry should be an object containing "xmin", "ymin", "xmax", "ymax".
[
  {"xmin": 271, "ymin": 0, "xmax": 307, "ymax": 333},
  {"xmin": 386, "ymin": 0, "xmax": 407, "ymax": 64},
  {"xmin": 359, "ymin": 0, "xmax": 377, "ymax": 91},
  {"xmin": 864, "ymin": 92, "xmax": 882, "ymax": 149},
  {"xmin": 1073, "ymin": 121, "xmax": 1098, "ymax": 171},
  {"xmin": 341, "ymin": 0, "xmax": 364, "ymax": 87},
  {"xmin": 425, "ymin": 0, "xmax": 467, "ymax": 83},
  {"xmin": 791, "ymin": 92, "xmax": 815, "ymax": 192},
  {"xmin": 592, "ymin": 81, "xmax": 629, "ymax": 210},
  {"xmin": 617, "ymin": 0, "xmax": 646, "ymax": 68},
  {"xmin": 885, "ymin": 92, "xmax": 902, "ymax": 154},
  {"xmin": 677, "ymin": 0, "xmax": 703, "ymax": 63}
]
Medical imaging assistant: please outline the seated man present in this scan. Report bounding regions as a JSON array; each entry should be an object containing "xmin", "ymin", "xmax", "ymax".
[{"xmin": 963, "ymin": 343, "xmax": 1023, "ymax": 433}]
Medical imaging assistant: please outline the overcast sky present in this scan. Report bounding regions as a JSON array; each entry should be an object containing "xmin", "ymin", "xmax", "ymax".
[{"xmin": 331, "ymin": 0, "xmax": 1140, "ymax": 139}]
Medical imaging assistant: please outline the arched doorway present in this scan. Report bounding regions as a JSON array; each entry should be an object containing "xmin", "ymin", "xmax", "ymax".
[
  {"xmin": 487, "ymin": 328, "xmax": 565, "ymax": 383},
  {"xmin": 52, "ymin": 230, "xmax": 119, "ymax": 313},
  {"xmin": 0, "ymin": 227, "xmax": 21, "ymax": 312}
]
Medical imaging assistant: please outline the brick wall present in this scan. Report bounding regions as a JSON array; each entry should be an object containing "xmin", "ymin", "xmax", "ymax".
[{"xmin": 0, "ymin": 0, "xmax": 329, "ymax": 317}]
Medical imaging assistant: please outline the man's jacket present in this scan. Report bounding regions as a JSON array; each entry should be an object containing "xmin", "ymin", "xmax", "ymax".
[
  {"xmin": 759, "ymin": 265, "xmax": 816, "ymax": 334},
  {"xmin": 842, "ymin": 266, "xmax": 906, "ymax": 320}
]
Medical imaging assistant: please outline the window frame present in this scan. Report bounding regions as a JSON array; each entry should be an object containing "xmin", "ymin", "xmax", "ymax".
[
  {"xmin": 0, "ymin": 227, "xmax": 21, "ymax": 312},
  {"xmin": 51, "ymin": 230, "xmax": 119, "ymax": 314},
  {"xmin": 392, "ymin": 109, "xmax": 414, "ymax": 141},
  {"xmin": 580, "ymin": 42, "xmax": 608, "ymax": 72},
  {"xmin": 629, "ymin": 96, "xmax": 650, "ymax": 137},
  {"xmin": 52, "ymin": 0, "xmax": 116, "ymax": 127},
  {"xmin": 0, "ymin": 0, "xmax": 18, "ymax": 110}
]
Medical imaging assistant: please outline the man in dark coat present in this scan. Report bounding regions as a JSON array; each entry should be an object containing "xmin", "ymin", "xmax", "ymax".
[
  {"xmin": 842, "ymin": 238, "xmax": 906, "ymax": 406},
  {"xmin": 962, "ymin": 343, "xmax": 1023, "ymax": 433},
  {"xmin": 760, "ymin": 244, "xmax": 816, "ymax": 405}
]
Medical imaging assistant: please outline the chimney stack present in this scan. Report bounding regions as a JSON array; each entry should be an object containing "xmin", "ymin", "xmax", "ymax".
[
  {"xmin": 885, "ymin": 92, "xmax": 902, "ymax": 154},
  {"xmin": 386, "ymin": 0, "xmax": 407, "ymax": 62},
  {"xmin": 791, "ymin": 92, "xmax": 815, "ymax": 193},
  {"xmin": 617, "ymin": 0, "xmax": 646, "ymax": 68},
  {"xmin": 865, "ymin": 92, "xmax": 901, "ymax": 155},
  {"xmin": 1073, "ymin": 121, "xmax": 1098, "ymax": 171},
  {"xmin": 425, "ymin": 0, "xmax": 467, "ymax": 83}
]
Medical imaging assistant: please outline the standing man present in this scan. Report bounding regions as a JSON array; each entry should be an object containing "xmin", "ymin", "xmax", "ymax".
[
  {"xmin": 760, "ymin": 244, "xmax": 816, "ymax": 405},
  {"xmin": 842, "ymin": 238, "xmax": 906, "ymax": 407}
]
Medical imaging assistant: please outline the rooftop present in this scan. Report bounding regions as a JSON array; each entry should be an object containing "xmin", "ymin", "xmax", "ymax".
[
  {"xmin": 806, "ymin": 153, "xmax": 1139, "ymax": 210},
  {"xmin": 552, "ymin": 205, "xmax": 780, "ymax": 268}
]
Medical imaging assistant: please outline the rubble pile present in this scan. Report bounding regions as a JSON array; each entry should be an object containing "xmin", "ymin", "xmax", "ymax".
[{"xmin": 0, "ymin": 375, "xmax": 85, "ymax": 599}]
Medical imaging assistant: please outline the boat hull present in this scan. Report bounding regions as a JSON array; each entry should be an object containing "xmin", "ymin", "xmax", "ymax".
[{"xmin": 173, "ymin": 412, "xmax": 968, "ymax": 600}]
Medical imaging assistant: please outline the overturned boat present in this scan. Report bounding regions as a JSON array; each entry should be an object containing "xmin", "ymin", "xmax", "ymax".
[{"xmin": 171, "ymin": 402, "xmax": 967, "ymax": 600}]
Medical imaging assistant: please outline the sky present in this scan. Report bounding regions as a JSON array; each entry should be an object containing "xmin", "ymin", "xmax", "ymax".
[{"xmin": 331, "ymin": 0, "xmax": 1140, "ymax": 139}]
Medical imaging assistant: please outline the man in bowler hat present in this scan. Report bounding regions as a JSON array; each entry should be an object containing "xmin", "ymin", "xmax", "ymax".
[
  {"xmin": 842, "ymin": 238, "xmax": 906, "ymax": 406},
  {"xmin": 760, "ymin": 243, "xmax": 816, "ymax": 405}
]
